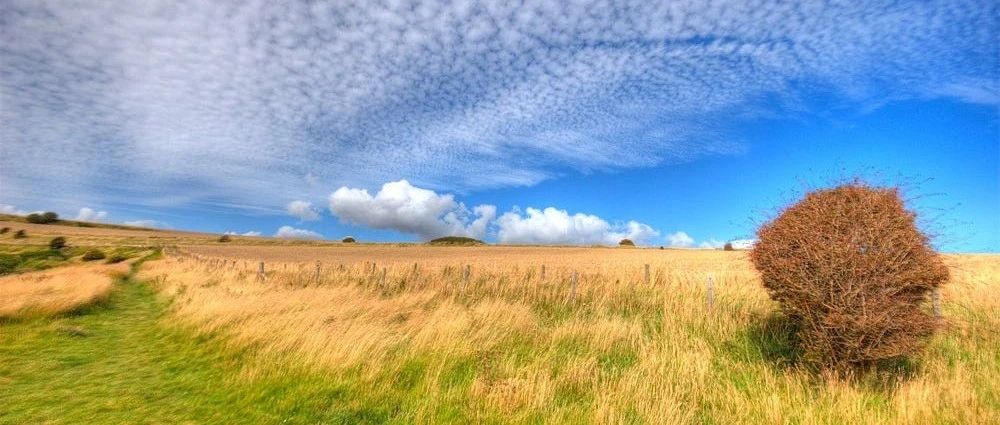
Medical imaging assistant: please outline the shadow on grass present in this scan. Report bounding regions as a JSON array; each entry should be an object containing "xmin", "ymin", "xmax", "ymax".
[
  {"xmin": 744, "ymin": 311, "xmax": 923, "ymax": 392},
  {"xmin": 743, "ymin": 311, "xmax": 803, "ymax": 369}
]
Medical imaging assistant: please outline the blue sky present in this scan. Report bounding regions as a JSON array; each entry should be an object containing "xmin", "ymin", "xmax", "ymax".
[{"xmin": 1, "ymin": 1, "xmax": 997, "ymax": 251}]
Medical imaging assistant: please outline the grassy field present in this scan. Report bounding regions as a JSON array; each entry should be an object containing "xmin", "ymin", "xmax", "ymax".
[{"xmin": 1, "ymin": 243, "xmax": 998, "ymax": 423}]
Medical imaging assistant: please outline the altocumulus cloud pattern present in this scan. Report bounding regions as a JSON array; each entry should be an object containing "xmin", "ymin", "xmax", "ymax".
[{"xmin": 0, "ymin": 0, "xmax": 997, "ymax": 213}]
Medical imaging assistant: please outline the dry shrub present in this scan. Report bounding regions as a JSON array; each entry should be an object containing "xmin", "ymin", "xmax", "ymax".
[{"xmin": 750, "ymin": 182, "xmax": 948, "ymax": 370}]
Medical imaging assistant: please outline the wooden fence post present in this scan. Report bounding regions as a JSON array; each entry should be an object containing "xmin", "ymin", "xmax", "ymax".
[
  {"xmin": 258, "ymin": 261, "xmax": 265, "ymax": 282},
  {"xmin": 314, "ymin": 261, "xmax": 321, "ymax": 282},
  {"xmin": 644, "ymin": 264, "xmax": 650, "ymax": 285},
  {"xmin": 540, "ymin": 265, "xmax": 546, "ymax": 280},
  {"xmin": 706, "ymin": 274, "xmax": 715, "ymax": 314}
]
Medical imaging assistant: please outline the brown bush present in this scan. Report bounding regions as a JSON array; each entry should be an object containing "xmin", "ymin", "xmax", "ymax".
[
  {"xmin": 750, "ymin": 183, "xmax": 948, "ymax": 370},
  {"xmin": 723, "ymin": 242, "xmax": 734, "ymax": 251}
]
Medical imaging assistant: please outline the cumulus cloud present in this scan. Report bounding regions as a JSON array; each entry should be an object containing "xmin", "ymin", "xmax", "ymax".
[
  {"xmin": 274, "ymin": 226, "xmax": 323, "ymax": 240},
  {"xmin": 123, "ymin": 219, "xmax": 166, "ymax": 228},
  {"xmin": 0, "ymin": 204, "xmax": 27, "ymax": 216},
  {"xmin": 286, "ymin": 200, "xmax": 320, "ymax": 221},
  {"xmin": 329, "ymin": 180, "xmax": 496, "ymax": 240},
  {"xmin": 699, "ymin": 239, "xmax": 726, "ymax": 249},
  {"xmin": 729, "ymin": 239, "xmax": 757, "ymax": 250},
  {"xmin": 666, "ymin": 231, "xmax": 695, "ymax": 248},
  {"xmin": 75, "ymin": 207, "xmax": 107, "ymax": 222},
  {"xmin": 496, "ymin": 207, "xmax": 658, "ymax": 245},
  {"xmin": 1, "ymin": 1, "xmax": 994, "ymax": 210},
  {"xmin": 225, "ymin": 230, "xmax": 262, "ymax": 237}
]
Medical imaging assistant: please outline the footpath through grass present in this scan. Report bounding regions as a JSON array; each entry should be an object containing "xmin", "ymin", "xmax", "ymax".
[{"xmin": 0, "ymin": 263, "xmax": 400, "ymax": 424}]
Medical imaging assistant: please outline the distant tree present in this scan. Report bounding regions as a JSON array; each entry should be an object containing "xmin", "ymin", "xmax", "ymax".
[
  {"xmin": 218, "ymin": 234, "xmax": 232, "ymax": 242},
  {"xmin": 428, "ymin": 236, "xmax": 484, "ymax": 246},
  {"xmin": 618, "ymin": 238, "xmax": 635, "ymax": 247},
  {"xmin": 49, "ymin": 236, "xmax": 67, "ymax": 250},
  {"xmin": 26, "ymin": 212, "xmax": 58, "ymax": 224},
  {"xmin": 723, "ymin": 242, "xmax": 734, "ymax": 251},
  {"xmin": 342, "ymin": 236, "xmax": 356, "ymax": 243}
]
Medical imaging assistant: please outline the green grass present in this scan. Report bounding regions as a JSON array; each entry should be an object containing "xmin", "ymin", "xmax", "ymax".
[
  {"xmin": 0, "ymin": 246, "xmax": 79, "ymax": 275},
  {"xmin": 0, "ymin": 262, "xmax": 499, "ymax": 424}
]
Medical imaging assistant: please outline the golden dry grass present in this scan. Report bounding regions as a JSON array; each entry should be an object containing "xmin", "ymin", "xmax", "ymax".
[
  {"xmin": 133, "ymin": 245, "xmax": 1000, "ymax": 424},
  {"xmin": 0, "ymin": 261, "xmax": 131, "ymax": 319}
]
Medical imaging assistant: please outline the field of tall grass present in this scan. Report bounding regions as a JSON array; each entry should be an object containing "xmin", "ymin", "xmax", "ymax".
[{"xmin": 129, "ymin": 246, "xmax": 999, "ymax": 424}]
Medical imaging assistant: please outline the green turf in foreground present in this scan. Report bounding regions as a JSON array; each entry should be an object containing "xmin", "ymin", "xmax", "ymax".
[{"xmin": 0, "ymin": 268, "xmax": 421, "ymax": 424}]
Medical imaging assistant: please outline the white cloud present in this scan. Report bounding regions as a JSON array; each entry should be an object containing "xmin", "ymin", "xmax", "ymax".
[
  {"xmin": 329, "ymin": 180, "xmax": 496, "ymax": 240},
  {"xmin": 730, "ymin": 239, "xmax": 757, "ymax": 250},
  {"xmin": 286, "ymin": 200, "xmax": 320, "ymax": 221},
  {"xmin": 225, "ymin": 230, "xmax": 262, "ymax": 237},
  {"xmin": 699, "ymin": 239, "xmax": 725, "ymax": 249},
  {"xmin": 666, "ymin": 231, "xmax": 695, "ymax": 248},
  {"xmin": 496, "ymin": 207, "xmax": 658, "ymax": 245},
  {"xmin": 274, "ymin": 225, "xmax": 322, "ymax": 240},
  {"xmin": 611, "ymin": 221, "xmax": 661, "ymax": 246},
  {"xmin": 225, "ymin": 229, "xmax": 262, "ymax": 236},
  {"xmin": 75, "ymin": 207, "xmax": 108, "ymax": 223},
  {"xmin": 123, "ymin": 219, "xmax": 164, "ymax": 228},
  {"xmin": 0, "ymin": 204, "xmax": 27, "ymax": 216},
  {"xmin": 1, "ymin": 1, "xmax": 993, "ymax": 210},
  {"xmin": 932, "ymin": 78, "xmax": 1000, "ymax": 105}
]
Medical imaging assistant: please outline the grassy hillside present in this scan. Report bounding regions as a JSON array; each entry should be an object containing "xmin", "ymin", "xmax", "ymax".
[
  {"xmin": 0, "ymin": 213, "xmax": 163, "ymax": 231},
  {"xmin": 427, "ymin": 236, "xmax": 486, "ymax": 246}
]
